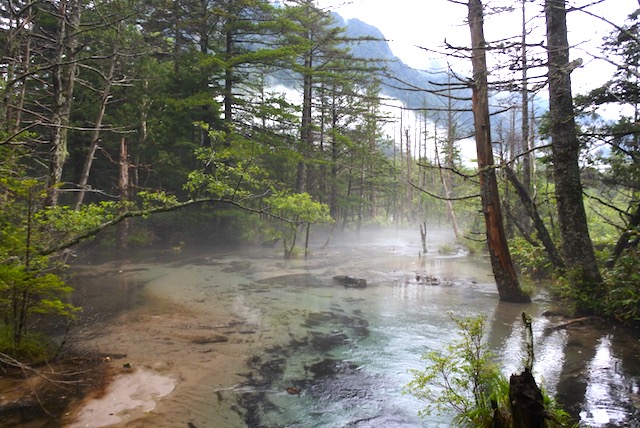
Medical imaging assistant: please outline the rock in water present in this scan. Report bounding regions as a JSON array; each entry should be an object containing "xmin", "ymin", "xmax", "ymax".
[{"xmin": 332, "ymin": 275, "xmax": 367, "ymax": 288}]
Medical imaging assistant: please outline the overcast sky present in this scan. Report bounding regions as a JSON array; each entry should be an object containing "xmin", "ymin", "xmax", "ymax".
[{"xmin": 316, "ymin": 0, "xmax": 639, "ymax": 92}]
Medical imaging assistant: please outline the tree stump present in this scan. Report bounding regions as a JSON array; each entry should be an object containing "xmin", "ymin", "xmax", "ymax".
[{"xmin": 509, "ymin": 368, "xmax": 546, "ymax": 427}]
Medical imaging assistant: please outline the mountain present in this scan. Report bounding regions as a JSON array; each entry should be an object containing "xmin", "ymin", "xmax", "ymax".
[
  {"xmin": 335, "ymin": 15, "xmax": 455, "ymax": 112},
  {"xmin": 265, "ymin": 11, "xmax": 473, "ymax": 125}
]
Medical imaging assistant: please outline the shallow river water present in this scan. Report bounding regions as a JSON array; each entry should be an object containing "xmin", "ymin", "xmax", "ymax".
[{"xmin": 67, "ymin": 228, "xmax": 640, "ymax": 427}]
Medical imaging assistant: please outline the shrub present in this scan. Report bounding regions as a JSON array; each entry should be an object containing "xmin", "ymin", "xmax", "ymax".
[
  {"xmin": 406, "ymin": 314, "xmax": 575, "ymax": 427},
  {"xmin": 509, "ymin": 236, "xmax": 554, "ymax": 278},
  {"xmin": 406, "ymin": 314, "xmax": 510, "ymax": 427},
  {"xmin": 603, "ymin": 247, "xmax": 640, "ymax": 324}
]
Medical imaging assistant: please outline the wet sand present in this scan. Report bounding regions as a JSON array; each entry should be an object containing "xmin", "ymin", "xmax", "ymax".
[{"xmin": 64, "ymin": 259, "xmax": 269, "ymax": 428}]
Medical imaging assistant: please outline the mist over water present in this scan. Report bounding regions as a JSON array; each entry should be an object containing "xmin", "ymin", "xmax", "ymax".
[{"xmin": 71, "ymin": 227, "xmax": 640, "ymax": 427}]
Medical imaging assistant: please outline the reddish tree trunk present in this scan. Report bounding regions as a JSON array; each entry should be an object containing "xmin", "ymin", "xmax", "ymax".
[{"xmin": 468, "ymin": 0, "xmax": 530, "ymax": 302}]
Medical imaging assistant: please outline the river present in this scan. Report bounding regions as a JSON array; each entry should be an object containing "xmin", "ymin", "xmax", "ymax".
[{"xmin": 65, "ymin": 227, "xmax": 640, "ymax": 427}]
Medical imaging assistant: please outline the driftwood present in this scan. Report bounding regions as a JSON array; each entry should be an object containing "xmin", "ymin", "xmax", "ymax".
[{"xmin": 547, "ymin": 316, "xmax": 592, "ymax": 331}]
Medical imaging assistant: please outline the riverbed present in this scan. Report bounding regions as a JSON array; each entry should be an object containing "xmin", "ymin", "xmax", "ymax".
[{"xmin": 64, "ymin": 228, "xmax": 640, "ymax": 427}]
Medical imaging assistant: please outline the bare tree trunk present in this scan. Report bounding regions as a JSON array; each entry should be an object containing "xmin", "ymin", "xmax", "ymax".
[
  {"xmin": 318, "ymin": 84, "xmax": 327, "ymax": 201},
  {"xmin": 224, "ymin": 28, "xmax": 233, "ymax": 134},
  {"xmin": 521, "ymin": 0, "xmax": 533, "ymax": 194},
  {"xmin": 357, "ymin": 163, "xmax": 365, "ymax": 233},
  {"xmin": 468, "ymin": 0, "xmax": 530, "ymax": 303},
  {"xmin": 2, "ymin": 5, "xmax": 34, "ymax": 136},
  {"xmin": 505, "ymin": 165, "xmax": 565, "ymax": 271},
  {"xmin": 545, "ymin": 0, "xmax": 603, "ymax": 300},
  {"xmin": 74, "ymin": 50, "xmax": 118, "ymax": 209},
  {"xmin": 330, "ymin": 100, "xmax": 339, "ymax": 219},
  {"xmin": 296, "ymin": 50, "xmax": 313, "ymax": 193},
  {"xmin": 404, "ymin": 128, "xmax": 413, "ymax": 222},
  {"xmin": 116, "ymin": 137, "xmax": 131, "ymax": 250},
  {"xmin": 46, "ymin": 0, "xmax": 81, "ymax": 207},
  {"xmin": 509, "ymin": 314, "xmax": 547, "ymax": 427},
  {"xmin": 435, "ymin": 119, "xmax": 462, "ymax": 240},
  {"xmin": 368, "ymin": 102, "xmax": 378, "ymax": 220}
]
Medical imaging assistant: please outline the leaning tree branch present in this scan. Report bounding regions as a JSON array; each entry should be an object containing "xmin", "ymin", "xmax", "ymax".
[
  {"xmin": 0, "ymin": 352, "xmax": 84, "ymax": 386},
  {"xmin": 584, "ymin": 191, "xmax": 632, "ymax": 219},
  {"xmin": 408, "ymin": 180, "xmax": 480, "ymax": 201},
  {"xmin": 416, "ymin": 162, "xmax": 481, "ymax": 182},
  {"xmin": 606, "ymin": 200, "xmax": 640, "ymax": 268},
  {"xmin": 36, "ymin": 196, "xmax": 298, "ymax": 258}
]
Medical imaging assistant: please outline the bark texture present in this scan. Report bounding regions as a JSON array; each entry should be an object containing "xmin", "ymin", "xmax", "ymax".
[
  {"xmin": 468, "ymin": 0, "xmax": 530, "ymax": 303},
  {"xmin": 46, "ymin": 0, "xmax": 81, "ymax": 206},
  {"xmin": 545, "ymin": 0, "xmax": 602, "ymax": 294},
  {"xmin": 505, "ymin": 165, "xmax": 565, "ymax": 272},
  {"xmin": 509, "ymin": 369, "xmax": 547, "ymax": 428}
]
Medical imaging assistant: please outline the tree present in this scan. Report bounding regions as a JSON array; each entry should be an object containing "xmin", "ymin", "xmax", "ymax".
[
  {"xmin": 570, "ymin": 8, "xmax": 640, "ymax": 322},
  {"xmin": 45, "ymin": 0, "xmax": 82, "ymax": 207},
  {"xmin": 0, "ymin": 180, "xmax": 80, "ymax": 357},
  {"xmin": 282, "ymin": 0, "xmax": 356, "ymax": 195},
  {"xmin": 266, "ymin": 191, "xmax": 332, "ymax": 258},
  {"xmin": 575, "ymin": 8, "xmax": 640, "ymax": 268},
  {"xmin": 545, "ymin": 0, "xmax": 603, "ymax": 309},
  {"xmin": 1, "ymin": 0, "xmax": 36, "ymax": 139},
  {"xmin": 71, "ymin": 0, "xmax": 142, "ymax": 209},
  {"xmin": 467, "ymin": 0, "xmax": 530, "ymax": 303},
  {"xmin": 407, "ymin": 314, "xmax": 509, "ymax": 426}
]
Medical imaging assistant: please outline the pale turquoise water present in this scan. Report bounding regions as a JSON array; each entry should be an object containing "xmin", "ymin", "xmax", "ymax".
[{"xmin": 73, "ymin": 228, "xmax": 640, "ymax": 427}]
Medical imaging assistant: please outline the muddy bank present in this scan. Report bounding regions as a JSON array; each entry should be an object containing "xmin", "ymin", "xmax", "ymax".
[
  {"xmin": 2, "ymin": 257, "xmax": 258, "ymax": 428},
  {"xmin": 62, "ymin": 265, "xmax": 257, "ymax": 427},
  {"xmin": 0, "ymin": 355, "xmax": 110, "ymax": 428}
]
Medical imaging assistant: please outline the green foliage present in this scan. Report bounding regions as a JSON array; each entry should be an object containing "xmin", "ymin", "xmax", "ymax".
[
  {"xmin": 0, "ymin": 180, "xmax": 80, "ymax": 358},
  {"xmin": 0, "ymin": 264, "xmax": 78, "ymax": 357},
  {"xmin": 603, "ymin": 246, "xmax": 640, "ymax": 324},
  {"xmin": 37, "ymin": 202, "xmax": 122, "ymax": 243},
  {"xmin": 139, "ymin": 191, "xmax": 180, "ymax": 210},
  {"xmin": 438, "ymin": 243, "xmax": 456, "ymax": 255},
  {"xmin": 406, "ymin": 314, "xmax": 509, "ymax": 427},
  {"xmin": 184, "ymin": 130, "xmax": 274, "ymax": 200},
  {"xmin": 549, "ymin": 233, "xmax": 639, "ymax": 323},
  {"xmin": 550, "ymin": 268, "xmax": 606, "ymax": 316},
  {"xmin": 267, "ymin": 192, "xmax": 332, "ymax": 225},
  {"xmin": 0, "ymin": 329, "xmax": 50, "ymax": 363},
  {"xmin": 266, "ymin": 192, "xmax": 333, "ymax": 258},
  {"xmin": 509, "ymin": 236, "xmax": 554, "ymax": 278},
  {"xmin": 406, "ymin": 314, "xmax": 574, "ymax": 427}
]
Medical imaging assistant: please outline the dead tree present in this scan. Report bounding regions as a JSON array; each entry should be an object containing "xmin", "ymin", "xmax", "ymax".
[
  {"xmin": 468, "ymin": 0, "xmax": 530, "ymax": 303},
  {"xmin": 509, "ymin": 312, "xmax": 547, "ymax": 427}
]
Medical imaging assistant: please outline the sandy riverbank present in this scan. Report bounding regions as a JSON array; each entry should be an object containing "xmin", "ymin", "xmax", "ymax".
[{"xmin": 62, "ymin": 259, "xmax": 272, "ymax": 428}]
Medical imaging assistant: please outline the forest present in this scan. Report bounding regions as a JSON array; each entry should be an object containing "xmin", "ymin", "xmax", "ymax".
[{"xmin": 0, "ymin": 0, "xmax": 639, "ymax": 370}]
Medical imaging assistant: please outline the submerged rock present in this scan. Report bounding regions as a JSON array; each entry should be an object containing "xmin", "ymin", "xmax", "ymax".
[
  {"xmin": 308, "ymin": 358, "xmax": 359, "ymax": 378},
  {"xmin": 190, "ymin": 334, "xmax": 229, "ymax": 345},
  {"xmin": 332, "ymin": 275, "xmax": 367, "ymax": 288},
  {"xmin": 309, "ymin": 330, "xmax": 350, "ymax": 352},
  {"xmin": 415, "ymin": 273, "xmax": 440, "ymax": 285}
]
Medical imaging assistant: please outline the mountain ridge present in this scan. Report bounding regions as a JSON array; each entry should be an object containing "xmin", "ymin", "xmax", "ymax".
[{"xmin": 335, "ymin": 14, "xmax": 472, "ymax": 122}]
